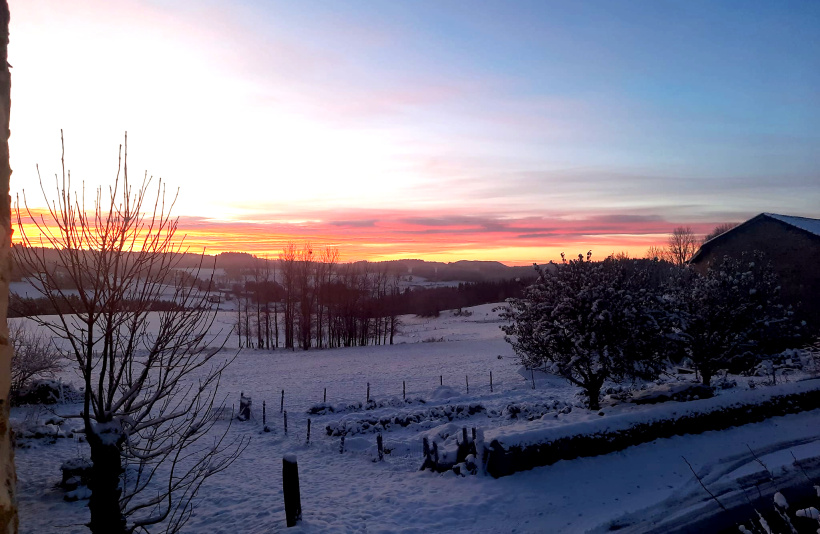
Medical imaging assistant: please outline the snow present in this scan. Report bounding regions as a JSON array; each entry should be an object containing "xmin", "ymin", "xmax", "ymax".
[
  {"xmin": 765, "ymin": 213, "xmax": 820, "ymax": 238},
  {"xmin": 796, "ymin": 506, "xmax": 820, "ymax": 520},
  {"xmin": 11, "ymin": 302, "xmax": 820, "ymax": 533}
]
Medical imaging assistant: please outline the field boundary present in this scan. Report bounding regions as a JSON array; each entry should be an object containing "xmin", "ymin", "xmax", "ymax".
[{"xmin": 484, "ymin": 379, "xmax": 820, "ymax": 478}]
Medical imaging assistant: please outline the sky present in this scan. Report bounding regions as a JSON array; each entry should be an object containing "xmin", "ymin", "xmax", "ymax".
[{"xmin": 7, "ymin": 0, "xmax": 820, "ymax": 264}]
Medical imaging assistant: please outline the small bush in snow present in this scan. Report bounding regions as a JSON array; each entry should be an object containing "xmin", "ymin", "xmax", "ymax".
[
  {"xmin": 9, "ymin": 323, "xmax": 64, "ymax": 398},
  {"xmin": 12, "ymin": 379, "xmax": 82, "ymax": 406}
]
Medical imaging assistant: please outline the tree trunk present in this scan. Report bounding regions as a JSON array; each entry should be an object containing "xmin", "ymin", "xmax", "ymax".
[
  {"xmin": 701, "ymin": 370, "xmax": 712, "ymax": 386},
  {"xmin": 585, "ymin": 376, "xmax": 604, "ymax": 411},
  {"xmin": 0, "ymin": 3, "xmax": 18, "ymax": 530},
  {"xmin": 87, "ymin": 431, "xmax": 126, "ymax": 534},
  {"xmin": 587, "ymin": 390, "xmax": 601, "ymax": 411}
]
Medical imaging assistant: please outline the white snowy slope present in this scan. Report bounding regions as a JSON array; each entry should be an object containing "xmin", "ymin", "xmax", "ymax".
[{"xmin": 11, "ymin": 303, "xmax": 820, "ymax": 533}]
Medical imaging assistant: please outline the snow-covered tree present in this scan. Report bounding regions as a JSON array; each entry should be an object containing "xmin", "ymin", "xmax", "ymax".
[
  {"xmin": 676, "ymin": 251, "xmax": 802, "ymax": 386},
  {"xmin": 502, "ymin": 255, "xmax": 670, "ymax": 410}
]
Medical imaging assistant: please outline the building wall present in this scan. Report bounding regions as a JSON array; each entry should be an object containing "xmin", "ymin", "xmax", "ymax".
[{"xmin": 691, "ymin": 217, "xmax": 820, "ymax": 330}]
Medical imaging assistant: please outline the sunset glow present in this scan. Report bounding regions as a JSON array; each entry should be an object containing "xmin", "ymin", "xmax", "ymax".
[{"xmin": 8, "ymin": 0, "xmax": 819, "ymax": 264}]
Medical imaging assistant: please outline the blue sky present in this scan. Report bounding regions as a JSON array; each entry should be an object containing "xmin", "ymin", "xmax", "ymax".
[{"xmin": 9, "ymin": 0, "xmax": 820, "ymax": 262}]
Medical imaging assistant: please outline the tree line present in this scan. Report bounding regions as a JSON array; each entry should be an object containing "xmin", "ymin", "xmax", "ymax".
[{"xmin": 231, "ymin": 245, "xmax": 533, "ymax": 350}]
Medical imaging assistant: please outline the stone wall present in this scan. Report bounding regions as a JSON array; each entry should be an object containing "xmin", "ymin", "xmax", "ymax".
[{"xmin": 484, "ymin": 385, "xmax": 820, "ymax": 479}]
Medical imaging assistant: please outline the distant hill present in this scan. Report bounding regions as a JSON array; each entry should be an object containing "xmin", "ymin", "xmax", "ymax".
[
  {"xmin": 376, "ymin": 259, "xmax": 537, "ymax": 282},
  {"xmin": 11, "ymin": 245, "xmax": 540, "ymax": 284},
  {"xmin": 206, "ymin": 256, "xmax": 540, "ymax": 283}
]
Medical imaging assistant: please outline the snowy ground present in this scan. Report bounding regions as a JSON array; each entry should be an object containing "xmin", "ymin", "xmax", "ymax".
[{"xmin": 11, "ymin": 303, "xmax": 820, "ymax": 533}]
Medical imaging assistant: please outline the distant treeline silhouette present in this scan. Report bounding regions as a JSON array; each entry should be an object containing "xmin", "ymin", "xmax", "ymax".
[
  {"xmin": 231, "ymin": 245, "xmax": 535, "ymax": 350},
  {"xmin": 10, "ymin": 244, "xmax": 535, "ymax": 349},
  {"xmin": 9, "ymin": 294, "xmax": 185, "ymax": 318}
]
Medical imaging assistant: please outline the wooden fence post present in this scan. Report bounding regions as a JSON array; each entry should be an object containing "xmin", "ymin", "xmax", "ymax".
[
  {"xmin": 367, "ymin": 382, "xmax": 370, "ymax": 403},
  {"xmin": 284, "ymin": 410, "xmax": 288, "ymax": 435},
  {"xmin": 490, "ymin": 371, "xmax": 493, "ymax": 393},
  {"xmin": 263, "ymin": 400, "xmax": 266, "ymax": 426},
  {"xmin": 282, "ymin": 455, "xmax": 302, "ymax": 527},
  {"xmin": 403, "ymin": 380, "xmax": 406, "ymax": 401},
  {"xmin": 306, "ymin": 419, "xmax": 311, "ymax": 445},
  {"xmin": 323, "ymin": 388, "xmax": 327, "ymax": 403},
  {"xmin": 281, "ymin": 389, "xmax": 285, "ymax": 413},
  {"xmin": 466, "ymin": 375, "xmax": 469, "ymax": 394},
  {"xmin": 377, "ymin": 433, "xmax": 384, "ymax": 461}
]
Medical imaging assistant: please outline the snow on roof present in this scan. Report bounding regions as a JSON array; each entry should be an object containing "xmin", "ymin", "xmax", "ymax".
[
  {"xmin": 764, "ymin": 213, "xmax": 820, "ymax": 238},
  {"xmin": 691, "ymin": 212, "xmax": 820, "ymax": 263}
]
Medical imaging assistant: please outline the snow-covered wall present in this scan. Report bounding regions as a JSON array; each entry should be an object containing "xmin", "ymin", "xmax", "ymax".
[{"xmin": 485, "ymin": 379, "xmax": 820, "ymax": 478}]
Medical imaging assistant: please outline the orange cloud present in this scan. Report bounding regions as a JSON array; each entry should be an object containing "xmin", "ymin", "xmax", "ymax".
[{"xmin": 13, "ymin": 206, "xmax": 717, "ymax": 265}]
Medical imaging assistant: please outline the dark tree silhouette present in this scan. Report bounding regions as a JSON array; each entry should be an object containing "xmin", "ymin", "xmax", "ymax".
[
  {"xmin": 667, "ymin": 226, "xmax": 698, "ymax": 266},
  {"xmin": 703, "ymin": 222, "xmax": 739, "ymax": 243}
]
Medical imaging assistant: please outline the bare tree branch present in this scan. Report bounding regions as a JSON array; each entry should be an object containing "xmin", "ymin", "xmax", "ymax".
[{"xmin": 14, "ymin": 132, "xmax": 248, "ymax": 534}]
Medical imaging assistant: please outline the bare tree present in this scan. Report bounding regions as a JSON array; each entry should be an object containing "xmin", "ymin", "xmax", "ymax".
[
  {"xmin": 14, "ymin": 132, "xmax": 247, "ymax": 534},
  {"xmin": 703, "ymin": 222, "xmax": 738, "ymax": 243},
  {"xmin": 320, "ymin": 247, "xmax": 338, "ymax": 348},
  {"xmin": 9, "ymin": 322, "xmax": 64, "ymax": 395},
  {"xmin": 296, "ymin": 244, "xmax": 314, "ymax": 350},
  {"xmin": 271, "ymin": 259, "xmax": 280, "ymax": 349},
  {"xmin": 386, "ymin": 272, "xmax": 402, "ymax": 345},
  {"xmin": 645, "ymin": 245, "xmax": 671, "ymax": 262},
  {"xmin": 667, "ymin": 226, "xmax": 698, "ymax": 266},
  {"xmin": 279, "ymin": 243, "xmax": 297, "ymax": 350}
]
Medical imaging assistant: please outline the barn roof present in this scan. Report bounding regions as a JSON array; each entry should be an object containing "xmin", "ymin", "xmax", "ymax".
[
  {"xmin": 763, "ymin": 213, "xmax": 820, "ymax": 238},
  {"xmin": 690, "ymin": 212, "xmax": 820, "ymax": 263}
]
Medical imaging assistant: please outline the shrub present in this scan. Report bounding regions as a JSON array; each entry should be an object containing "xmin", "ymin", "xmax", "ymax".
[{"xmin": 9, "ymin": 323, "xmax": 64, "ymax": 397}]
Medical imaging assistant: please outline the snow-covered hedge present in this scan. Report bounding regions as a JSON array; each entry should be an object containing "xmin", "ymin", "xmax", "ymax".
[
  {"xmin": 308, "ymin": 397, "xmax": 426, "ymax": 416},
  {"xmin": 484, "ymin": 379, "xmax": 820, "ymax": 478},
  {"xmin": 326, "ymin": 403, "xmax": 486, "ymax": 436},
  {"xmin": 11, "ymin": 379, "xmax": 82, "ymax": 406}
]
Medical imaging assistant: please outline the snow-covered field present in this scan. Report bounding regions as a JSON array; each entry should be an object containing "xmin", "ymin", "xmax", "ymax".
[{"xmin": 12, "ymin": 303, "xmax": 820, "ymax": 533}]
